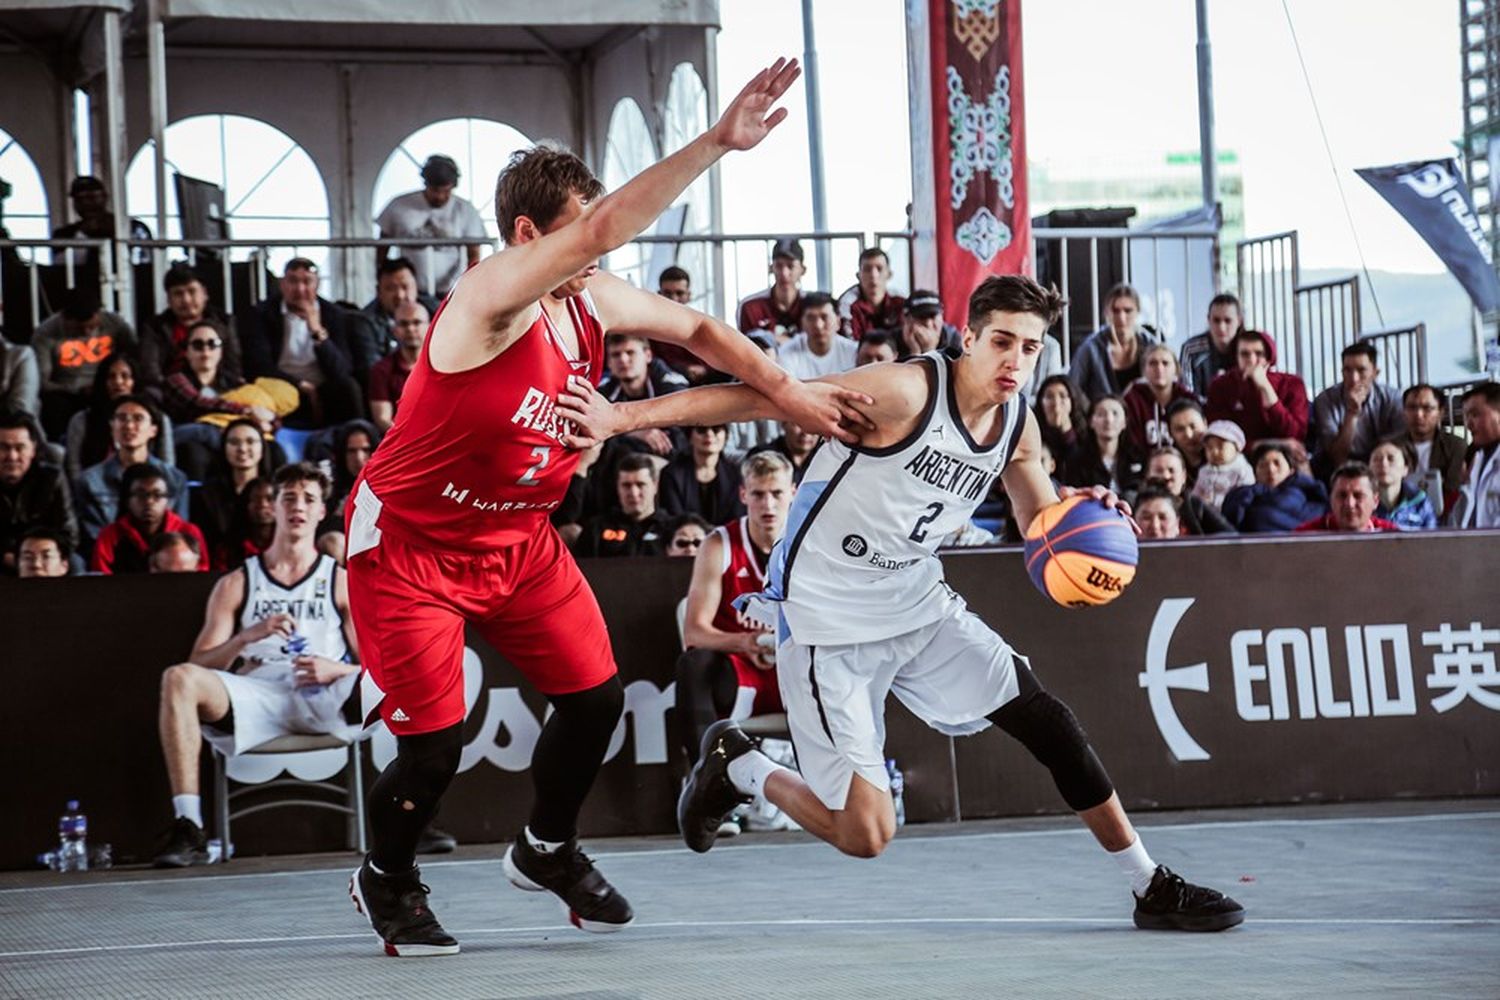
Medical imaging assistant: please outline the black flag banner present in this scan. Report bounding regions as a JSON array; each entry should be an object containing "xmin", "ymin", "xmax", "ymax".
[{"xmin": 1357, "ymin": 158, "xmax": 1500, "ymax": 315}]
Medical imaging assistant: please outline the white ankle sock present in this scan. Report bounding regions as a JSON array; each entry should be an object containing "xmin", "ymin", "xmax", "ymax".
[
  {"xmin": 525, "ymin": 826, "xmax": 567, "ymax": 854},
  {"xmin": 172, "ymin": 794, "xmax": 202, "ymax": 829},
  {"xmin": 726, "ymin": 749, "xmax": 785, "ymax": 798},
  {"xmin": 1109, "ymin": 836, "xmax": 1159, "ymax": 896}
]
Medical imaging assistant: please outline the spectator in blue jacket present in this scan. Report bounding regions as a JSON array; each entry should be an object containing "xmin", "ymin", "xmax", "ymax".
[
  {"xmin": 1369, "ymin": 438, "xmax": 1437, "ymax": 531},
  {"xmin": 1222, "ymin": 439, "xmax": 1328, "ymax": 533}
]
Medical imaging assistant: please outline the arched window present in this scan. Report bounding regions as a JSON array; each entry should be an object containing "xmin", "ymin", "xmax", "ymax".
[
  {"xmin": 372, "ymin": 117, "xmax": 529, "ymax": 245},
  {"xmin": 125, "ymin": 114, "xmax": 330, "ymax": 274},
  {"xmin": 662, "ymin": 64, "xmax": 712, "ymax": 308},
  {"xmin": 0, "ymin": 128, "xmax": 51, "ymax": 240},
  {"xmin": 601, "ymin": 98, "xmax": 658, "ymax": 288}
]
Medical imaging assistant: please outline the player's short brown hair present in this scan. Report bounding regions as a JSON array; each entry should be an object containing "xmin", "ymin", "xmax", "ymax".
[
  {"xmin": 273, "ymin": 461, "xmax": 332, "ymax": 503},
  {"xmin": 966, "ymin": 275, "xmax": 1066, "ymax": 330},
  {"xmin": 495, "ymin": 143, "xmax": 605, "ymax": 244}
]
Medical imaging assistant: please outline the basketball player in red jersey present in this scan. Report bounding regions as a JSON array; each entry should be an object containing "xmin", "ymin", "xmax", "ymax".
[
  {"xmin": 344, "ymin": 58, "xmax": 873, "ymax": 957},
  {"xmin": 675, "ymin": 450, "xmax": 796, "ymax": 771}
]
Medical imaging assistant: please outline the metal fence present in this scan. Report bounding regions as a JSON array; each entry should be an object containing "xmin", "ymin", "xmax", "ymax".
[
  {"xmin": 0, "ymin": 238, "xmax": 122, "ymax": 332},
  {"xmin": 1293, "ymin": 274, "xmax": 1363, "ymax": 396},
  {"xmin": 1360, "ymin": 323, "xmax": 1428, "ymax": 396},
  {"xmin": 1436, "ymin": 374, "xmax": 1498, "ymax": 428},
  {"xmin": 1236, "ymin": 230, "xmax": 1300, "ymax": 351}
]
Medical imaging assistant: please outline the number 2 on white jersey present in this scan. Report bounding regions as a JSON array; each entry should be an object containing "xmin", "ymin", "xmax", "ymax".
[{"xmin": 516, "ymin": 446, "xmax": 550, "ymax": 487}]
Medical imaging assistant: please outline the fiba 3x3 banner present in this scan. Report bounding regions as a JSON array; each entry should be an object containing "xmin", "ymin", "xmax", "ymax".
[{"xmin": 907, "ymin": 0, "xmax": 1030, "ymax": 328}]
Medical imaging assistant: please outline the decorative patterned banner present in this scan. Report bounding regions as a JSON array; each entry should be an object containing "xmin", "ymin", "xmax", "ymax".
[{"xmin": 910, "ymin": 0, "xmax": 1029, "ymax": 327}]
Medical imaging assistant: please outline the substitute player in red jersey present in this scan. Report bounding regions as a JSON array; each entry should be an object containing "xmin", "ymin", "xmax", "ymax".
[
  {"xmin": 674, "ymin": 450, "xmax": 796, "ymax": 770},
  {"xmin": 345, "ymin": 57, "xmax": 872, "ymax": 958}
]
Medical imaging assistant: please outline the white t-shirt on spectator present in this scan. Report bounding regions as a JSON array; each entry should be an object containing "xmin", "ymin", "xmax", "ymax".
[
  {"xmin": 1413, "ymin": 439, "xmax": 1434, "ymax": 479},
  {"xmin": 375, "ymin": 190, "xmax": 487, "ymax": 294},
  {"xmin": 279, "ymin": 304, "xmax": 323, "ymax": 385},
  {"xmin": 776, "ymin": 333, "xmax": 858, "ymax": 381}
]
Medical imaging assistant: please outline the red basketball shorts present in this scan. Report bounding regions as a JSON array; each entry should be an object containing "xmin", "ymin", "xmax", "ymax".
[
  {"xmin": 730, "ymin": 652, "xmax": 784, "ymax": 715},
  {"xmin": 345, "ymin": 497, "xmax": 617, "ymax": 736}
]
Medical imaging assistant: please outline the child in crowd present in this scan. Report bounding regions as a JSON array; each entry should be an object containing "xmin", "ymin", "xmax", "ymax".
[{"xmin": 1191, "ymin": 420, "xmax": 1255, "ymax": 509}]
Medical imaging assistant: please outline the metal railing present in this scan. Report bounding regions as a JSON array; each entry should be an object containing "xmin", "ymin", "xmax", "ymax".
[
  {"xmin": 1360, "ymin": 323, "xmax": 1428, "ymax": 395},
  {"xmin": 1236, "ymin": 230, "xmax": 1300, "ymax": 352},
  {"xmin": 0, "ymin": 239, "xmax": 121, "ymax": 331},
  {"xmin": 1436, "ymin": 374, "xmax": 1498, "ymax": 428},
  {"xmin": 1293, "ymin": 274, "xmax": 1362, "ymax": 396}
]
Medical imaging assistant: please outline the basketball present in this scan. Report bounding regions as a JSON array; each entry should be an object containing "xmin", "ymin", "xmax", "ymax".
[{"xmin": 1023, "ymin": 496, "xmax": 1139, "ymax": 608}]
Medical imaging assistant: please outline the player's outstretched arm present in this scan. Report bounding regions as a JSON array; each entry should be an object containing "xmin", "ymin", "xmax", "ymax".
[
  {"xmin": 557, "ymin": 360, "xmax": 927, "ymax": 450},
  {"xmin": 1002, "ymin": 409, "xmax": 1136, "ymax": 534},
  {"xmin": 458, "ymin": 58, "xmax": 801, "ymax": 332}
]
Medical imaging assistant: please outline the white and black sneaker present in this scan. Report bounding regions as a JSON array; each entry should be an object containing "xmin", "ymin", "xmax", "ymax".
[
  {"xmin": 349, "ymin": 858, "xmax": 460, "ymax": 956},
  {"xmin": 503, "ymin": 834, "xmax": 634, "ymax": 933}
]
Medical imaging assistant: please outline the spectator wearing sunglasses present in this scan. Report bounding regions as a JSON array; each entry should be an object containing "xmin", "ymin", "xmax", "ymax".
[{"xmin": 665, "ymin": 513, "xmax": 711, "ymax": 557}]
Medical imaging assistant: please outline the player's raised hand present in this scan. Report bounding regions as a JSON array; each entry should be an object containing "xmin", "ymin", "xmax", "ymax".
[
  {"xmin": 711, "ymin": 57, "xmax": 801, "ymax": 152},
  {"xmin": 556, "ymin": 376, "xmax": 620, "ymax": 450},
  {"xmin": 783, "ymin": 380, "xmax": 876, "ymax": 445}
]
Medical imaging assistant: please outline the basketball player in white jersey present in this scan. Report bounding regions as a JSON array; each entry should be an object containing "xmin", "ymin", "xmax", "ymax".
[
  {"xmin": 560, "ymin": 275, "xmax": 1245, "ymax": 931},
  {"xmin": 153, "ymin": 462, "xmax": 360, "ymax": 867}
]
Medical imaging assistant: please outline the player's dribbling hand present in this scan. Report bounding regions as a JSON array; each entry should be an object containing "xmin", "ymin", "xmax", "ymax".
[
  {"xmin": 710, "ymin": 57, "xmax": 802, "ymax": 152},
  {"xmin": 1057, "ymin": 485, "xmax": 1140, "ymax": 535},
  {"xmin": 784, "ymin": 380, "xmax": 876, "ymax": 444},
  {"xmin": 556, "ymin": 376, "xmax": 619, "ymax": 449}
]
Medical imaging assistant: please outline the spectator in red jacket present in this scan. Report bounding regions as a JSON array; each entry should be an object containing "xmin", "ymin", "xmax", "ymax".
[
  {"xmin": 1123, "ymin": 343, "xmax": 1198, "ymax": 451},
  {"xmin": 1294, "ymin": 462, "xmax": 1399, "ymax": 534},
  {"xmin": 92, "ymin": 463, "xmax": 210, "ymax": 573},
  {"xmin": 1205, "ymin": 329, "xmax": 1308, "ymax": 447}
]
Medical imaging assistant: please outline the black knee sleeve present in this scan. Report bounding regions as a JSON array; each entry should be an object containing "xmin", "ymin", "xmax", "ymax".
[
  {"xmin": 367, "ymin": 722, "xmax": 463, "ymax": 871},
  {"xmin": 988, "ymin": 668, "xmax": 1114, "ymax": 812}
]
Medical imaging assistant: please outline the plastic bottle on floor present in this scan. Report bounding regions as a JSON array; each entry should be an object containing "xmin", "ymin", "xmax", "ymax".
[
  {"xmin": 57, "ymin": 800, "xmax": 89, "ymax": 872},
  {"xmin": 886, "ymin": 760, "xmax": 906, "ymax": 827}
]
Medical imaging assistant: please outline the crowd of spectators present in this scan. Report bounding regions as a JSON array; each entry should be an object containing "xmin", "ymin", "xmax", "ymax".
[{"xmin": 4, "ymin": 212, "xmax": 1500, "ymax": 583}]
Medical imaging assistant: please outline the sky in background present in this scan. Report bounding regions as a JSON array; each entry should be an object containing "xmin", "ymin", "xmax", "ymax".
[{"xmin": 717, "ymin": 0, "xmax": 1463, "ymax": 275}]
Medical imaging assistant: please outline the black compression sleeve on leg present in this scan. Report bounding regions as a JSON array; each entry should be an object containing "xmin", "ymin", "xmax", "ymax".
[
  {"xmin": 528, "ymin": 676, "xmax": 626, "ymax": 843},
  {"xmin": 367, "ymin": 721, "xmax": 463, "ymax": 873},
  {"xmin": 987, "ymin": 664, "xmax": 1115, "ymax": 812},
  {"xmin": 674, "ymin": 649, "xmax": 741, "ymax": 767}
]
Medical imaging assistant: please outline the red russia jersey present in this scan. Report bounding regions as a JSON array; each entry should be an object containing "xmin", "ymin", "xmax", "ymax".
[
  {"xmin": 710, "ymin": 516, "xmax": 774, "ymax": 679},
  {"xmin": 357, "ymin": 289, "xmax": 603, "ymax": 550}
]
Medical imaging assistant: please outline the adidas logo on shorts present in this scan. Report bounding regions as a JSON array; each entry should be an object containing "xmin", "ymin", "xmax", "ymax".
[{"xmin": 391, "ymin": 708, "xmax": 410, "ymax": 722}]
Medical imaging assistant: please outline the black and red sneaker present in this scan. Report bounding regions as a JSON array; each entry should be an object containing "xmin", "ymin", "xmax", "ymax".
[
  {"xmin": 503, "ymin": 834, "xmax": 634, "ymax": 933},
  {"xmin": 1133, "ymin": 865, "xmax": 1246, "ymax": 932},
  {"xmin": 349, "ymin": 858, "xmax": 460, "ymax": 956}
]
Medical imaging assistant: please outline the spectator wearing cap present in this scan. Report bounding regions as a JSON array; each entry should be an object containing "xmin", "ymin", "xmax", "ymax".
[
  {"xmin": 838, "ymin": 248, "xmax": 906, "ymax": 340},
  {"xmin": 1204, "ymin": 328, "xmax": 1309, "ymax": 447},
  {"xmin": 51, "ymin": 175, "xmax": 153, "ymax": 269},
  {"xmin": 0, "ymin": 412, "xmax": 78, "ymax": 574},
  {"xmin": 1178, "ymin": 294, "xmax": 1242, "ymax": 396},
  {"xmin": 1069, "ymin": 283, "xmax": 1159, "ymax": 403},
  {"xmin": 775, "ymin": 292, "xmax": 857, "ymax": 381},
  {"xmin": 1222, "ymin": 439, "xmax": 1329, "ymax": 534},
  {"xmin": 74, "ymin": 394, "xmax": 190, "ymax": 547},
  {"xmin": 1190, "ymin": 419, "xmax": 1254, "ymax": 510},
  {"xmin": 1122, "ymin": 343, "xmax": 1198, "ymax": 451},
  {"xmin": 1295, "ymin": 462, "xmax": 1400, "ymax": 533},
  {"xmin": 1309, "ymin": 341, "xmax": 1404, "ymax": 475},
  {"xmin": 737, "ymin": 239, "xmax": 806, "ymax": 341},
  {"xmin": 374, "ymin": 154, "xmax": 488, "ymax": 297},
  {"xmin": 30, "ymin": 287, "xmax": 136, "ymax": 438},
  {"xmin": 1138, "ymin": 446, "xmax": 1235, "ymax": 536},
  {"xmin": 652, "ymin": 266, "xmax": 710, "ymax": 383},
  {"xmin": 899, "ymin": 289, "xmax": 963, "ymax": 359},
  {"xmin": 354, "ymin": 257, "xmax": 440, "ymax": 380},
  {"xmin": 140, "ymin": 264, "xmax": 242, "ymax": 389},
  {"xmin": 239, "ymin": 258, "xmax": 363, "ymax": 428},
  {"xmin": 92, "ymin": 463, "xmax": 210, "ymax": 574}
]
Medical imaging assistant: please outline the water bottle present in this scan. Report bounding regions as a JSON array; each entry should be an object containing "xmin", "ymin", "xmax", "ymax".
[
  {"xmin": 886, "ymin": 759, "xmax": 907, "ymax": 827},
  {"xmin": 57, "ymin": 800, "xmax": 88, "ymax": 872},
  {"xmin": 286, "ymin": 632, "xmax": 322, "ymax": 694}
]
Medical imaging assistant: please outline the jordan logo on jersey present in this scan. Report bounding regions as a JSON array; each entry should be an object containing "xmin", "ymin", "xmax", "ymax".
[
  {"xmin": 511, "ymin": 387, "xmax": 574, "ymax": 444},
  {"xmin": 902, "ymin": 445, "xmax": 993, "ymax": 502}
]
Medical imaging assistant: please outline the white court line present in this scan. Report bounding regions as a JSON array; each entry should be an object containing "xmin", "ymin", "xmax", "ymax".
[
  {"xmin": 3, "ymin": 809, "xmax": 1496, "ymax": 895},
  {"xmin": 3, "ymin": 915, "xmax": 1498, "ymax": 960}
]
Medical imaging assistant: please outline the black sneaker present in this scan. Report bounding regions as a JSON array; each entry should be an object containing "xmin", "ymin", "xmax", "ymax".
[
  {"xmin": 348, "ymin": 859, "xmax": 460, "ymax": 956},
  {"xmin": 416, "ymin": 825, "xmax": 458, "ymax": 855},
  {"xmin": 503, "ymin": 834, "xmax": 634, "ymax": 933},
  {"xmin": 152, "ymin": 817, "xmax": 210, "ymax": 868},
  {"xmin": 678, "ymin": 719, "xmax": 755, "ymax": 853},
  {"xmin": 1133, "ymin": 865, "xmax": 1246, "ymax": 932}
]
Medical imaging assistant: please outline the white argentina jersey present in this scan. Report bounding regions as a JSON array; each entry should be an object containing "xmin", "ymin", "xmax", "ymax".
[
  {"xmin": 759, "ymin": 353, "xmax": 1024, "ymax": 646},
  {"xmin": 236, "ymin": 553, "xmax": 350, "ymax": 681}
]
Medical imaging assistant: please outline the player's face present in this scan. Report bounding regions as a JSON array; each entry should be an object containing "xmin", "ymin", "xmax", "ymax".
[
  {"xmin": 18, "ymin": 538, "xmax": 66, "ymax": 578},
  {"xmin": 1136, "ymin": 498, "xmax": 1180, "ymax": 539},
  {"xmin": 1330, "ymin": 475, "xmax": 1377, "ymax": 531},
  {"xmin": 541, "ymin": 193, "xmax": 597, "ymax": 299},
  {"xmin": 275, "ymin": 481, "xmax": 326, "ymax": 537},
  {"xmin": 616, "ymin": 469, "xmax": 655, "ymax": 517},
  {"xmin": 607, "ymin": 339, "xmax": 649, "ymax": 382},
  {"xmin": 962, "ymin": 310, "xmax": 1048, "ymax": 403},
  {"xmin": 741, "ymin": 472, "xmax": 794, "ymax": 538}
]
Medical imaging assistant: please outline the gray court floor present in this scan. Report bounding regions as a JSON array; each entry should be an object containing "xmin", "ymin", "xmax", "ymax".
[{"xmin": 2, "ymin": 800, "xmax": 1496, "ymax": 1000}]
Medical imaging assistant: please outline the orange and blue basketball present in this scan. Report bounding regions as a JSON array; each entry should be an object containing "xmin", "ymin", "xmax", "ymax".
[{"xmin": 1023, "ymin": 495, "xmax": 1138, "ymax": 608}]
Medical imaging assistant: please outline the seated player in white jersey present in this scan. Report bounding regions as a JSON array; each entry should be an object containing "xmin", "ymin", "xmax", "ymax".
[
  {"xmin": 153, "ymin": 462, "xmax": 360, "ymax": 867},
  {"xmin": 559, "ymin": 275, "xmax": 1245, "ymax": 932}
]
